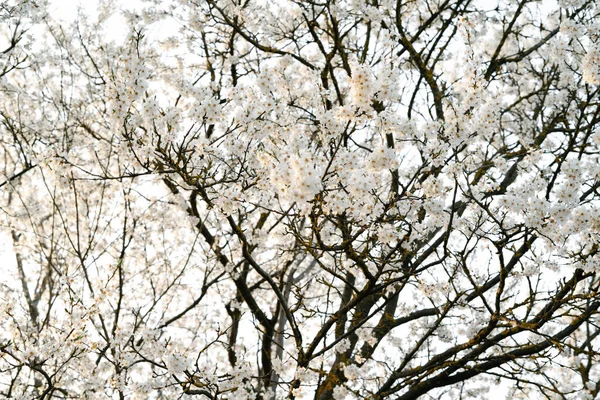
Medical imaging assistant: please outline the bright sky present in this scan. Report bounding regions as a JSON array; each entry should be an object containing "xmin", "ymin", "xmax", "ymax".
[
  {"xmin": 49, "ymin": 0, "xmax": 96, "ymax": 21},
  {"xmin": 48, "ymin": 0, "xmax": 180, "ymax": 46}
]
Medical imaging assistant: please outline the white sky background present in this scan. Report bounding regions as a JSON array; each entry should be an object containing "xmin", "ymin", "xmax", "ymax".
[
  {"xmin": 48, "ymin": 0, "xmax": 91, "ymax": 20},
  {"xmin": 48, "ymin": 0, "xmax": 181, "ymax": 41},
  {"xmin": 49, "ymin": 0, "xmax": 126, "ymax": 37}
]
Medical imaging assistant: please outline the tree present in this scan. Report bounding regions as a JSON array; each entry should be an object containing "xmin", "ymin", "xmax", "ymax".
[{"xmin": 1, "ymin": 0, "xmax": 600, "ymax": 398}]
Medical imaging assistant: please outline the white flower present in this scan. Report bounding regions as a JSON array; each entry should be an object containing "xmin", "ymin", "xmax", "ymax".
[
  {"xmin": 343, "ymin": 364, "xmax": 361, "ymax": 380},
  {"xmin": 335, "ymin": 338, "xmax": 351, "ymax": 354},
  {"xmin": 166, "ymin": 352, "xmax": 191, "ymax": 375},
  {"xmin": 333, "ymin": 385, "xmax": 350, "ymax": 400}
]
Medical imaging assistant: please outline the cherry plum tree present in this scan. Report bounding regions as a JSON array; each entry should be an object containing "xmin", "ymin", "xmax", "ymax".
[{"xmin": 1, "ymin": 0, "xmax": 600, "ymax": 399}]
